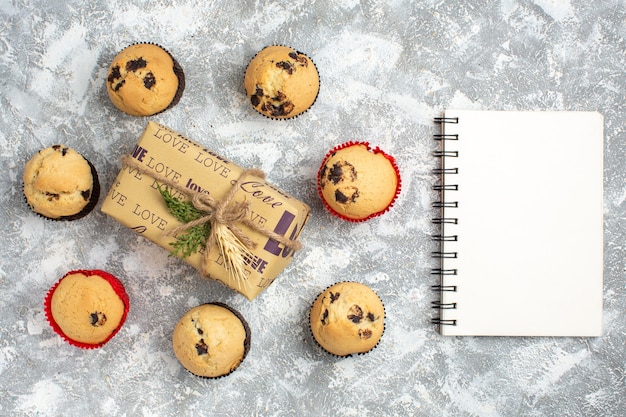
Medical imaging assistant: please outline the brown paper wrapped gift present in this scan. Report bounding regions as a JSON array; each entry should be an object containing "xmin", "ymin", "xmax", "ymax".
[{"xmin": 101, "ymin": 122, "xmax": 310, "ymax": 300}]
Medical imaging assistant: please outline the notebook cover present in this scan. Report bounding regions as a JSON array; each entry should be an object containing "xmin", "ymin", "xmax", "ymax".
[{"xmin": 435, "ymin": 110, "xmax": 604, "ymax": 336}]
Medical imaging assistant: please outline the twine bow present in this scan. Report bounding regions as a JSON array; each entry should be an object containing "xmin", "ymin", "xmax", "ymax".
[{"xmin": 121, "ymin": 155, "xmax": 302, "ymax": 287}]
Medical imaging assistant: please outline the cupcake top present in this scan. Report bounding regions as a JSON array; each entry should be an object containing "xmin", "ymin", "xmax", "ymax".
[
  {"xmin": 318, "ymin": 142, "xmax": 401, "ymax": 221},
  {"xmin": 172, "ymin": 303, "xmax": 250, "ymax": 378},
  {"xmin": 44, "ymin": 270, "xmax": 129, "ymax": 348},
  {"xmin": 23, "ymin": 145, "xmax": 99, "ymax": 220},
  {"xmin": 310, "ymin": 282, "xmax": 385, "ymax": 357},
  {"xmin": 244, "ymin": 45, "xmax": 319, "ymax": 119},
  {"xmin": 106, "ymin": 43, "xmax": 184, "ymax": 116}
]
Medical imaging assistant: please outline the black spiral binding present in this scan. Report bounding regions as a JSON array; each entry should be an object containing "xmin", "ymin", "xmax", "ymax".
[{"xmin": 431, "ymin": 116, "xmax": 459, "ymax": 329}]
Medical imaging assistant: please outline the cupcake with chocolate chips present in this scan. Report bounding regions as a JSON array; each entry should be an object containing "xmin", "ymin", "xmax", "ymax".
[
  {"xmin": 318, "ymin": 142, "xmax": 401, "ymax": 222},
  {"xmin": 310, "ymin": 282, "xmax": 385, "ymax": 357},
  {"xmin": 172, "ymin": 303, "xmax": 251, "ymax": 378},
  {"xmin": 106, "ymin": 43, "xmax": 185, "ymax": 116},
  {"xmin": 23, "ymin": 145, "xmax": 100, "ymax": 221},
  {"xmin": 44, "ymin": 270, "xmax": 130, "ymax": 349},
  {"xmin": 244, "ymin": 45, "xmax": 319, "ymax": 119}
]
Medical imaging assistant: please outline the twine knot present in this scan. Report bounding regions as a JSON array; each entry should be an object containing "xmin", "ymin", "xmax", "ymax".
[{"xmin": 121, "ymin": 155, "xmax": 302, "ymax": 285}]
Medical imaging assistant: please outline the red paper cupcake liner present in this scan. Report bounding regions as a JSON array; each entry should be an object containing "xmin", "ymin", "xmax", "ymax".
[
  {"xmin": 317, "ymin": 141, "xmax": 402, "ymax": 222},
  {"xmin": 44, "ymin": 269, "xmax": 130, "ymax": 349}
]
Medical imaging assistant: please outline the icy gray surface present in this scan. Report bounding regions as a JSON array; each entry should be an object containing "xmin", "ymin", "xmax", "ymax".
[{"xmin": 0, "ymin": 0, "xmax": 625, "ymax": 416}]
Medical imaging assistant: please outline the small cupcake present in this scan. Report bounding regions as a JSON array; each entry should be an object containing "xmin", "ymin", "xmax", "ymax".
[
  {"xmin": 310, "ymin": 282, "xmax": 385, "ymax": 357},
  {"xmin": 44, "ymin": 270, "xmax": 130, "ymax": 349},
  {"xmin": 106, "ymin": 43, "xmax": 185, "ymax": 116},
  {"xmin": 244, "ymin": 45, "xmax": 319, "ymax": 119},
  {"xmin": 172, "ymin": 303, "xmax": 251, "ymax": 378},
  {"xmin": 23, "ymin": 145, "xmax": 100, "ymax": 221},
  {"xmin": 318, "ymin": 142, "xmax": 401, "ymax": 222}
]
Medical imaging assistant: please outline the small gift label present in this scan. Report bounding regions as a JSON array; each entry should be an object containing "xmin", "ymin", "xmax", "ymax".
[{"xmin": 102, "ymin": 122, "xmax": 310, "ymax": 300}]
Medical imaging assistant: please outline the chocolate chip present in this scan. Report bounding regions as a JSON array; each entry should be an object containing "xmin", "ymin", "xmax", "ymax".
[
  {"xmin": 288, "ymin": 51, "xmax": 309, "ymax": 66},
  {"xmin": 195, "ymin": 339, "xmax": 209, "ymax": 355},
  {"xmin": 45, "ymin": 192, "xmax": 60, "ymax": 201},
  {"xmin": 347, "ymin": 305, "xmax": 364, "ymax": 324},
  {"xmin": 197, "ymin": 328, "xmax": 203, "ymax": 335},
  {"xmin": 126, "ymin": 57, "xmax": 147, "ymax": 72},
  {"xmin": 328, "ymin": 163, "xmax": 344, "ymax": 185},
  {"xmin": 368, "ymin": 312, "xmax": 376, "ymax": 322},
  {"xmin": 143, "ymin": 72, "xmax": 156, "ymax": 89},
  {"xmin": 296, "ymin": 55, "xmax": 308, "ymax": 67},
  {"xmin": 327, "ymin": 161, "xmax": 356, "ymax": 185},
  {"xmin": 273, "ymin": 91, "xmax": 287, "ymax": 102},
  {"xmin": 335, "ymin": 187, "xmax": 358, "ymax": 204},
  {"xmin": 81, "ymin": 190, "xmax": 91, "ymax": 201},
  {"xmin": 282, "ymin": 101, "xmax": 295, "ymax": 115},
  {"xmin": 276, "ymin": 61, "xmax": 293, "ymax": 74},
  {"xmin": 255, "ymin": 87, "xmax": 264, "ymax": 97},
  {"xmin": 108, "ymin": 66, "xmax": 121, "ymax": 83},
  {"xmin": 90, "ymin": 312, "xmax": 107, "ymax": 327},
  {"xmin": 113, "ymin": 79, "xmax": 125, "ymax": 91},
  {"xmin": 251, "ymin": 95, "xmax": 260, "ymax": 107},
  {"xmin": 335, "ymin": 190, "xmax": 348, "ymax": 203},
  {"xmin": 51, "ymin": 145, "xmax": 68, "ymax": 156},
  {"xmin": 262, "ymin": 101, "xmax": 294, "ymax": 117},
  {"xmin": 358, "ymin": 329, "xmax": 373, "ymax": 339},
  {"xmin": 321, "ymin": 309, "xmax": 329, "ymax": 325},
  {"xmin": 330, "ymin": 292, "xmax": 340, "ymax": 303}
]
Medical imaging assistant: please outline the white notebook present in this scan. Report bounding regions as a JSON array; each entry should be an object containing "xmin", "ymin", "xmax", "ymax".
[{"xmin": 432, "ymin": 110, "xmax": 604, "ymax": 336}]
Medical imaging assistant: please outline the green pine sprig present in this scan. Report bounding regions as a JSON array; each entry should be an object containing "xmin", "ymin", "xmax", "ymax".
[{"xmin": 157, "ymin": 184, "xmax": 211, "ymax": 259}]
